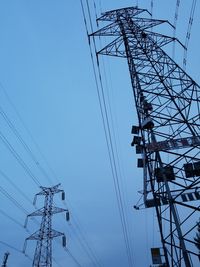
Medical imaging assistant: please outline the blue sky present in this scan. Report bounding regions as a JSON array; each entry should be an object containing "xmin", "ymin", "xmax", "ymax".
[{"xmin": 0, "ymin": 1, "xmax": 199, "ymax": 266}]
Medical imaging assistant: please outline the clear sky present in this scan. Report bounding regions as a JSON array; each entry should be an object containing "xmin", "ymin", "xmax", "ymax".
[{"xmin": 0, "ymin": 1, "xmax": 199, "ymax": 267}]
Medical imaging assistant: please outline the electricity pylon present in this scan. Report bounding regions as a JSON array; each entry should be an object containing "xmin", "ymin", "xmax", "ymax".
[
  {"xmin": 91, "ymin": 6, "xmax": 200, "ymax": 267},
  {"xmin": 23, "ymin": 184, "xmax": 69, "ymax": 267},
  {"xmin": 1, "ymin": 252, "xmax": 9, "ymax": 267}
]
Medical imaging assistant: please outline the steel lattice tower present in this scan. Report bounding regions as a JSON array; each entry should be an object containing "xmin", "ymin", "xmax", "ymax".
[
  {"xmin": 91, "ymin": 7, "xmax": 200, "ymax": 267},
  {"xmin": 23, "ymin": 184, "xmax": 69, "ymax": 267}
]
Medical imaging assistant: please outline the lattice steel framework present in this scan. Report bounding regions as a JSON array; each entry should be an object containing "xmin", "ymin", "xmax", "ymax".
[
  {"xmin": 23, "ymin": 184, "xmax": 68, "ymax": 267},
  {"xmin": 91, "ymin": 6, "xmax": 200, "ymax": 267}
]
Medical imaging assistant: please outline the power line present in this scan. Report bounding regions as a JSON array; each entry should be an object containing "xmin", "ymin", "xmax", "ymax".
[
  {"xmin": 0, "ymin": 102, "xmax": 54, "ymax": 186},
  {"xmin": 80, "ymin": 1, "xmax": 135, "ymax": 266},
  {"xmin": 64, "ymin": 248, "xmax": 83, "ymax": 267},
  {"xmin": 0, "ymin": 16, "xmax": 100, "ymax": 267},
  {"xmin": 173, "ymin": 0, "xmax": 181, "ymax": 34},
  {"xmin": 52, "ymin": 257, "xmax": 63, "ymax": 267},
  {"xmin": 0, "ymin": 83, "xmax": 66, "ymax": 213},
  {"xmin": 0, "ymin": 82, "xmax": 67, "ymax": 217},
  {"xmin": 0, "ymin": 129, "xmax": 40, "ymax": 187},
  {"xmin": 172, "ymin": 0, "xmax": 181, "ymax": 59},
  {"xmin": 183, "ymin": 0, "xmax": 197, "ymax": 69},
  {"xmin": 61, "ymin": 197, "xmax": 103, "ymax": 267},
  {"xmin": 0, "ymin": 241, "xmax": 22, "ymax": 254},
  {"xmin": 0, "ymin": 184, "xmax": 40, "ymax": 228},
  {"xmin": 93, "ymin": 0, "xmax": 99, "ymax": 25},
  {"xmin": 97, "ymin": 12, "xmax": 135, "ymax": 264},
  {"xmin": 0, "ymin": 240, "xmax": 32, "ymax": 262},
  {"xmin": 0, "ymin": 185, "xmax": 29, "ymax": 215},
  {"xmin": 0, "ymin": 83, "xmax": 98, "ymax": 266},
  {"xmin": 69, "ymin": 216, "xmax": 102, "ymax": 267},
  {"xmin": 0, "ymin": 208, "xmax": 25, "ymax": 229},
  {"xmin": 0, "ymin": 169, "xmax": 33, "ymax": 206},
  {"xmin": 85, "ymin": 4, "xmax": 134, "ymax": 267},
  {"xmin": 98, "ymin": 0, "xmax": 102, "ymax": 13},
  {"xmin": 54, "ymin": 236, "xmax": 85, "ymax": 267},
  {"xmin": 86, "ymin": 4, "xmax": 135, "ymax": 267},
  {"xmin": 150, "ymin": 0, "xmax": 153, "ymax": 15},
  {"xmin": 0, "ymin": 82, "xmax": 60, "ymax": 185}
]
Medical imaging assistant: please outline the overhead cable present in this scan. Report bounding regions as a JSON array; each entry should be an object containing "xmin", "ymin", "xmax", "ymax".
[
  {"xmin": 0, "ymin": 185, "xmax": 29, "ymax": 215},
  {"xmin": 80, "ymin": 1, "xmax": 135, "ymax": 266},
  {"xmin": 183, "ymin": 0, "xmax": 197, "ymax": 69},
  {"xmin": 70, "ymin": 216, "xmax": 102, "ymax": 267},
  {"xmin": 0, "ymin": 103, "xmax": 54, "ymax": 186},
  {"xmin": 64, "ymin": 247, "xmax": 83, "ymax": 267},
  {"xmin": 0, "ymin": 130, "xmax": 40, "ymax": 186},
  {"xmin": 85, "ymin": 2, "xmax": 135, "ymax": 267},
  {"xmin": 0, "ymin": 240, "xmax": 32, "ymax": 261},
  {"xmin": 0, "ymin": 169, "xmax": 33, "ymax": 205},
  {"xmin": 172, "ymin": 0, "xmax": 181, "ymax": 60},
  {"xmin": 0, "ymin": 82, "xmax": 59, "ymax": 185},
  {"xmin": 61, "ymin": 197, "xmax": 103, "ymax": 267}
]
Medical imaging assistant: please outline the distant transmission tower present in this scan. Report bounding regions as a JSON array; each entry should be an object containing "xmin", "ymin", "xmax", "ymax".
[
  {"xmin": 1, "ymin": 252, "xmax": 9, "ymax": 267},
  {"xmin": 23, "ymin": 184, "xmax": 69, "ymax": 267},
  {"xmin": 91, "ymin": 6, "xmax": 200, "ymax": 267}
]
